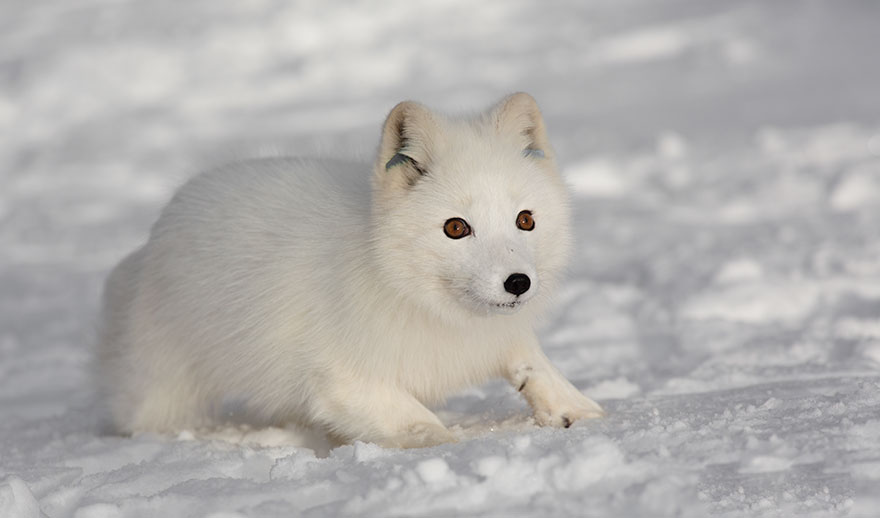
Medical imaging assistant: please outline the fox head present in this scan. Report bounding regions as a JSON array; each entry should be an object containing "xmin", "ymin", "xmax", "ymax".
[{"xmin": 370, "ymin": 93, "xmax": 572, "ymax": 323}]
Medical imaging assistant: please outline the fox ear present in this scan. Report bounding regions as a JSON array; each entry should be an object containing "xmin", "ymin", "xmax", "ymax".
[
  {"xmin": 376, "ymin": 101, "xmax": 439, "ymax": 189},
  {"xmin": 490, "ymin": 92, "xmax": 551, "ymax": 157}
]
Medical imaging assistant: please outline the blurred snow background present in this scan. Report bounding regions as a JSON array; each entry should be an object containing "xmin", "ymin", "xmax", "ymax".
[{"xmin": 2, "ymin": 0, "xmax": 880, "ymax": 516}]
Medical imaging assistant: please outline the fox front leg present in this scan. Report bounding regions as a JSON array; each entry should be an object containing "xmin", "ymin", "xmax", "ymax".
[
  {"xmin": 312, "ymin": 382, "xmax": 456, "ymax": 449},
  {"xmin": 505, "ymin": 341, "xmax": 604, "ymax": 427}
]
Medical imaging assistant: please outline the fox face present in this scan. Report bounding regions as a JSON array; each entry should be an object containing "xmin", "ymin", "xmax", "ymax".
[
  {"xmin": 371, "ymin": 93, "xmax": 572, "ymax": 321},
  {"xmin": 436, "ymin": 203, "xmax": 540, "ymax": 315}
]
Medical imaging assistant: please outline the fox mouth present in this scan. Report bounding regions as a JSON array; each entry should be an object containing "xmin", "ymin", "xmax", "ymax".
[
  {"xmin": 458, "ymin": 286, "xmax": 531, "ymax": 315},
  {"xmin": 486, "ymin": 298, "xmax": 526, "ymax": 315}
]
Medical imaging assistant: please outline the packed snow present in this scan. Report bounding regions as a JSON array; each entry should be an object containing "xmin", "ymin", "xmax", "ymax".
[{"xmin": 2, "ymin": 0, "xmax": 880, "ymax": 516}]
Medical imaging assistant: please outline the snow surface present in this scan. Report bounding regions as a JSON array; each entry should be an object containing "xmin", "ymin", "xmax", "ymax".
[{"xmin": 2, "ymin": 0, "xmax": 880, "ymax": 516}]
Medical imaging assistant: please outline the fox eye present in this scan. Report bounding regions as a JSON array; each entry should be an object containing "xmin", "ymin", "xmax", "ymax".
[
  {"xmin": 444, "ymin": 218, "xmax": 471, "ymax": 239},
  {"xmin": 516, "ymin": 210, "xmax": 535, "ymax": 231}
]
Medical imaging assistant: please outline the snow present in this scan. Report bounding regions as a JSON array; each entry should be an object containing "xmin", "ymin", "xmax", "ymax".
[
  {"xmin": 0, "ymin": 478, "xmax": 42, "ymax": 518},
  {"xmin": 2, "ymin": 0, "xmax": 879, "ymax": 516}
]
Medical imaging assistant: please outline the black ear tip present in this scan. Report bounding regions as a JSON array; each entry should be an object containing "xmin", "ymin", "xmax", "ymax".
[
  {"xmin": 384, "ymin": 152, "xmax": 428, "ymax": 179},
  {"xmin": 385, "ymin": 153, "xmax": 410, "ymax": 171}
]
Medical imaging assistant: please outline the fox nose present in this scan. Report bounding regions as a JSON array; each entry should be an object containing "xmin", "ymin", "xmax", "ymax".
[{"xmin": 504, "ymin": 273, "xmax": 531, "ymax": 296}]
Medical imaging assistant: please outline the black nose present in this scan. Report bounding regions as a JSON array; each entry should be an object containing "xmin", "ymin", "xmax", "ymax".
[{"xmin": 504, "ymin": 273, "xmax": 531, "ymax": 296}]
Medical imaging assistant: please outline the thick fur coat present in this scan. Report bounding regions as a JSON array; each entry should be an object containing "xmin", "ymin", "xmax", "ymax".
[{"xmin": 97, "ymin": 93, "xmax": 603, "ymax": 448}]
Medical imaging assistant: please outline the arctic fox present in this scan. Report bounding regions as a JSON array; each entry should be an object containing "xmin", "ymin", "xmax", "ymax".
[{"xmin": 97, "ymin": 93, "xmax": 603, "ymax": 448}]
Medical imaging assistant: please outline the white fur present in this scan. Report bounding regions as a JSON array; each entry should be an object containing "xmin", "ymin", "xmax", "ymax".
[{"xmin": 97, "ymin": 93, "xmax": 603, "ymax": 448}]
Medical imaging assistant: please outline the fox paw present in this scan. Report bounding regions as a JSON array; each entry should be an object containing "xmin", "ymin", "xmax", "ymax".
[
  {"xmin": 533, "ymin": 394, "xmax": 604, "ymax": 428},
  {"xmin": 381, "ymin": 422, "xmax": 457, "ymax": 449}
]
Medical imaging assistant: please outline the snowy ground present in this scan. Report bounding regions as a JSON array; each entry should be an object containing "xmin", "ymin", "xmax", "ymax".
[{"xmin": 2, "ymin": 0, "xmax": 880, "ymax": 516}]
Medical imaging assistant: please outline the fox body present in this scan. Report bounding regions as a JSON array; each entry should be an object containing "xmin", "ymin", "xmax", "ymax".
[{"xmin": 98, "ymin": 93, "xmax": 603, "ymax": 448}]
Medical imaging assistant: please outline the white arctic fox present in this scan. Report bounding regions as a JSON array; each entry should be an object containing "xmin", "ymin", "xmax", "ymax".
[{"xmin": 97, "ymin": 93, "xmax": 603, "ymax": 448}]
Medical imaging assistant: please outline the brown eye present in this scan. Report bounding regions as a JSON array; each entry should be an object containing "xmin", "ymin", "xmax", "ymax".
[
  {"xmin": 444, "ymin": 217, "xmax": 471, "ymax": 239},
  {"xmin": 516, "ymin": 210, "xmax": 535, "ymax": 231}
]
